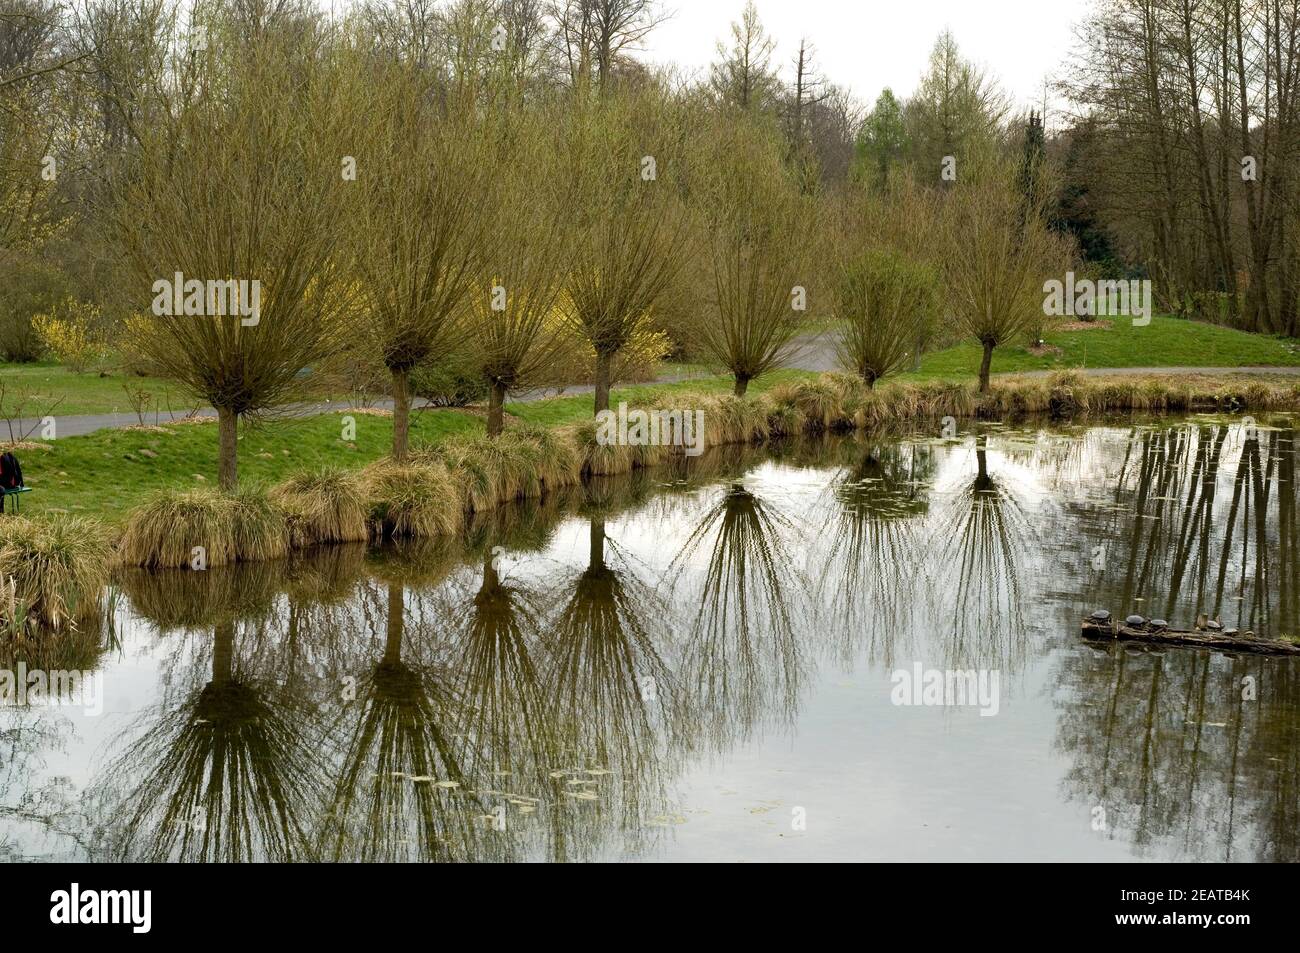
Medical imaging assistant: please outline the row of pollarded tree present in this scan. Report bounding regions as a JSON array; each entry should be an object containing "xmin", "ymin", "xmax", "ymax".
[{"xmin": 100, "ymin": 17, "xmax": 1066, "ymax": 491}]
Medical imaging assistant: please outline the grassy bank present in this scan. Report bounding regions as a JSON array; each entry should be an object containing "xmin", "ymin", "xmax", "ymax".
[
  {"xmin": 4, "ymin": 316, "xmax": 1296, "ymax": 421},
  {"xmin": 5, "ymin": 367, "xmax": 1300, "ymax": 630},
  {"xmin": 7, "ymin": 407, "xmax": 483, "ymax": 522},
  {"xmin": 905, "ymin": 315, "xmax": 1300, "ymax": 379},
  {"xmin": 0, "ymin": 361, "xmax": 181, "ymax": 418},
  {"xmin": 7, "ymin": 367, "xmax": 1300, "ymax": 528}
]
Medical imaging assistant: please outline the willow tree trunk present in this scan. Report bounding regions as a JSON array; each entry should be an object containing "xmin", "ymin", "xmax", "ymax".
[
  {"xmin": 487, "ymin": 381, "xmax": 506, "ymax": 437},
  {"xmin": 217, "ymin": 406, "xmax": 238, "ymax": 491},
  {"xmin": 978, "ymin": 339, "xmax": 995, "ymax": 393},
  {"xmin": 212, "ymin": 620, "xmax": 235, "ymax": 688},
  {"xmin": 734, "ymin": 374, "xmax": 750, "ymax": 397},
  {"xmin": 594, "ymin": 351, "xmax": 612, "ymax": 414},
  {"xmin": 391, "ymin": 366, "xmax": 411, "ymax": 461},
  {"xmin": 589, "ymin": 517, "xmax": 606, "ymax": 567},
  {"xmin": 481, "ymin": 553, "xmax": 500, "ymax": 592},
  {"xmin": 383, "ymin": 580, "xmax": 404, "ymax": 667}
]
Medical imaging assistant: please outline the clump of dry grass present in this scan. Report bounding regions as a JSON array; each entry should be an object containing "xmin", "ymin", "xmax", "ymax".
[
  {"xmin": 511, "ymin": 424, "xmax": 584, "ymax": 490},
  {"xmin": 566, "ymin": 419, "xmax": 639, "ymax": 476},
  {"xmin": 912, "ymin": 379, "xmax": 979, "ymax": 420},
  {"xmin": 362, "ymin": 458, "xmax": 464, "ymax": 539},
  {"xmin": 986, "ymin": 377, "xmax": 1052, "ymax": 416},
  {"xmin": 119, "ymin": 486, "xmax": 289, "ymax": 568},
  {"xmin": 706, "ymin": 394, "xmax": 771, "ymax": 445},
  {"xmin": 0, "ymin": 515, "xmax": 113, "ymax": 631},
  {"xmin": 120, "ymin": 489, "xmax": 240, "ymax": 568},
  {"xmin": 1, "ymin": 441, "xmax": 54, "ymax": 453},
  {"xmin": 229, "ymin": 486, "xmax": 290, "ymax": 563},
  {"xmin": 767, "ymin": 377, "xmax": 851, "ymax": 432},
  {"xmin": 271, "ymin": 467, "xmax": 369, "ymax": 547},
  {"xmin": 433, "ymin": 432, "xmax": 542, "ymax": 511},
  {"xmin": 418, "ymin": 426, "xmax": 587, "ymax": 513},
  {"xmin": 980, "ymin": 372, "xmax": 1300, "ymax": 419}
]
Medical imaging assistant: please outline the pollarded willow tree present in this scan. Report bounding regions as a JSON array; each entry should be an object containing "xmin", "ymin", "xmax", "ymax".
[
  {"xmin": 559, "ymin": 85, "xmax": 691, "ymax": 415},
  {"xmin": 692, "ymin": 114, "xmax": 817, "ymax": 396},
  {"xmin": 832, "ymin": 247, "xmax": 939, "ymax": 387},
  {"xmin": 112, "ymin": 19, "xmax": 360, "ymax": 489},
  {"xmin": 943, "ymin": 153, "xmax": 1066, "ymax": 393},
  {"xmin": 465, "ymin": 102, "xmax": 574, "ymax": 438},
  {"xmin": 350, "ymin": 53, "xmax": 493, "ymax": 459}
]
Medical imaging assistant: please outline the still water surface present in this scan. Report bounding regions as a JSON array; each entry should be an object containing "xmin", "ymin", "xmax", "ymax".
[{"xmin": 3, "ymin": 415, "xmax": 1298, "ymax": 862}]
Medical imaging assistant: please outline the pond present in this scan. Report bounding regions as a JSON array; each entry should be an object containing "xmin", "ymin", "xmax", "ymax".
[{"xmin": 2, "ymin": 414, "xmax": 1298, "ymax": 862}]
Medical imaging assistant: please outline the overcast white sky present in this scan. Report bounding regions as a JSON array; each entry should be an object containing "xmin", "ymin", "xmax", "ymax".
[{"xmin": 642, "ymin": 0, "xmax": 1093, "ymax": 115}]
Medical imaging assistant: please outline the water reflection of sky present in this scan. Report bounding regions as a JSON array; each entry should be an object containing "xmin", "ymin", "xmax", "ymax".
[{"xmin": 3, "ymin": 414, "xmax": 1298, "ymax": 862}]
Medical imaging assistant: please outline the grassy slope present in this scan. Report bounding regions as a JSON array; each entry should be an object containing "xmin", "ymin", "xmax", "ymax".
[
  {"xmin": 6, "ymin": 316, "xmax": 1297, "ymax": 526},
  {"xmin": 15, "ymin": 376, "xmax": 776, "ymax": 525},
  {"xmin": 0, "ymin": 362, "xmax": 182, "ymax": 418},
  {"xmin": 907, "ymin": 316, "xmax": 1300, "ymax": 379},
  {"xmin": 17, "ymin": 409, "xmax": 480, "ymax": 525},
  {"xmin": 3, "ymin": 317, "xmax": 1294, "ymax": 418}
]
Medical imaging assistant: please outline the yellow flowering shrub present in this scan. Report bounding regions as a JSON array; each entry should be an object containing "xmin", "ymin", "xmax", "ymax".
[{"xmin": 32, "ymin": 298, "xmax": 108, "ymax": 373}]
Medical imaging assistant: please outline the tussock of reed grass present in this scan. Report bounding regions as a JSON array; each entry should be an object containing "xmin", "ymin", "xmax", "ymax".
[
  {"xmin": 119, "ymin": 486, "xmax": 289, "ymax": 568},
  {"xmin": 230, "ymin": 486, "xmax": 290, "ymax": 563},
  {"xmin": 120, "ymin": 489, "xmax": 239, "ymax": 569},
  {"xmin": 512, "ymin": 423, "xmax": 585, "ymax": 489},
  {"xmin": 362, "ymin": 459, "xmax": 463, "ymax": 539},
  {"xmin": 768, "ymin": 377, "xmax": 851, "ymax": 432},
  {"xmin": 270, "ymin": 467, "xmax": 369, "ymax": 547},
  {"xmin": 0, "ymin": 515, "xmax": 112, "ymax": 631},
  {"xmin": 651, "ymin": 393, "xmax": 771, "ymax": 448},
  {"xmin": 987, "ymin": 371, "xmax": 1300, "ymax": 419},
  {"xmin": 104, "ymin": 369, "xmax": 1300, "ymax": 574},
  {"xmin": 434, "ymin": 431, "xmax": 555, "ymax": 510},
  {"xmin": 567, "ymin": 419, "xmax": 639, "ymax": 476}
]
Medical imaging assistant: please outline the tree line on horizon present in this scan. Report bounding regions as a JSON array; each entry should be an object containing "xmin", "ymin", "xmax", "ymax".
[{"xmin": 14, "ymin": 0, "xmax": 1271, "ymax": 490}]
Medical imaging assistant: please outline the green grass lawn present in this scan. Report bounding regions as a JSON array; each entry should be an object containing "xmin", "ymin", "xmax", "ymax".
[
  {"xmin": 0, "ymin": 362, "xmax": 183, "ymax": 418},
  {"xmin": 14, "ymin": 408, "xmax": 481, "ymax": 526},
  {"xmin": 14, "ymin": 374, "xmax": 787, "ymax": 526},
  {"xmin": 905, "ymin": 316, "xmax": 1300, "ymax": 379},
  {"xmin": 5, "ymin": 314, "xmax": 1298, "ymax": 527},
  {"xmin": 505, "ymin": 372, "xmax": 806, "ymax": 428}
]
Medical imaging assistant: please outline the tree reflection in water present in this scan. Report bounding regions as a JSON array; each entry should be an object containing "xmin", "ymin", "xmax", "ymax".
[
  {"xmin": 543, "ymin": 474, "xmax": 675, "ymax": 855},
  {"xmin": 1055, "ymin": 640, "xmax": 1300, "ymax": 861},
  {"xmin": 668, "ymin": 478, "xmax": 810, "ymax": 747},
  {"xmin": 15, "ymin": 415, "xmax": 1300, "ymax": 862},
  {"xmin": 316, "ymin": 543, "xmax": 491, "ymax": 863},
  {"xmin": 1054, "ymin": 416, "xmax": 1300, "ymax": 861},
  {"xmin": 933, "ymin": 433, "xmax": 1032, "ymax": 671},
  {"xmin": 815, "ymin": 435, "xmax": 934, "ymax": 667},
  {"xmin": 95, "ymin": 615, "xmax": 324, "ymax": 862}
]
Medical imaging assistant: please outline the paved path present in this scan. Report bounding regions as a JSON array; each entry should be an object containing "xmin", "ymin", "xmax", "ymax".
[
  {"xmin": 5, "ymin": 370, "xmax": 716, "ymax": 439},
  {"xmin": 8, "ymin": 330, "xmax": 1298, "ymax": 440}
]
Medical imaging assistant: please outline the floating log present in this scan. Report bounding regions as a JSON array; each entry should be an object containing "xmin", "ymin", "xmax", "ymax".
[{"xmin": 1081, "ymin": 613, "xmax": 1300, "ymax": 657}]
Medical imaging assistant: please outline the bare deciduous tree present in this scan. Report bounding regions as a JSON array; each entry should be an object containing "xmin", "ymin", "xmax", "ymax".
[
  {"xmin": 559, "ymin": 85, "xmax": 690, "ymax": 414},
  {"xmin": 832, "ymin": 247, "xmax": 939, "ymax": 387},
  {"xmin": 692, "ymin": 115, "xmax": 817, "ymax": 396},
  {"xmin": 942, "ymin": 155, "xmax": 1064, "ymax": 393},
  {"xmin": 351, "ymin": 57, "xmax": 492, "ymax": 459},
  {"xmin": 467, "ymin": 103, "xmax": 573, "ymax": 436},
  {"xmin": 111, "ymin": 22, "xmax": 359, "ymax": 488}
]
